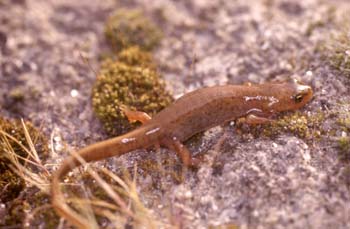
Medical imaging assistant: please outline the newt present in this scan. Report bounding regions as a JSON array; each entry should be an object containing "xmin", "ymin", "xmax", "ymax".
[{"xmin": 51, "ymin": 79, "xmax": 313, "ymax": 228}]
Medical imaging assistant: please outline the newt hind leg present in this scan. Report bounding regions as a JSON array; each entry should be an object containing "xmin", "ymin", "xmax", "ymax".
[{"xmin": 161, "ymin": 138, "xmax": 198, "ymax": 167}]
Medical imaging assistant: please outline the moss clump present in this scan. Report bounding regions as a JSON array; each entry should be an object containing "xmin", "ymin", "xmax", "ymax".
[
  {"xmin": 105, "ymin": 9, "xmax": 163, "ymax": 52},
  {"xmin": 117, "ymin": 46, "xmax": 156, "ymax": 69},
  {"xmin": 0, "ymin": 117, "xmax": 48, "ymax": 202},
  {"xmin": 92, "ymin": 62, "xmax": 173, "ymax": 136},
  {"xmin": 259, "ymin": 111, "xmax": 325, "ymax": 139}
]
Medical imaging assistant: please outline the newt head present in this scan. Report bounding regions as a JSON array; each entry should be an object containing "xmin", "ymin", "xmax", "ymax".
[
  {"xmin": 267, "ymin": 79, "xmax": 313, "ymax": 113},
  {"xmin": 252, "ymin": 79, "xmax": 313, "ymax": 114}
]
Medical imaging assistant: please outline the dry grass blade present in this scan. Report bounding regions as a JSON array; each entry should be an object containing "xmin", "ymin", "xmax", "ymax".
[
  {"xmin": 86, "ymin": 168, "xmax": 134, "ymax": 217},
  {"xmin": 68, "ymin": 149, "xmax": 134, "ymax": 218},
  {"xmin": 1, "ymin": 122, "xmax": 169, "ymax": 228},
  {"xmin": 0, "ymin": 129, "xmax": 49, "ymax": 175},
  {"xmin": 67, "ymin": 150, "xmax": 165, "ymax": 228},
  {"xmin": 21, "ymin": 119, "xmax": 42, "ymax": 165},
  {"xmin": 101, "ymin": 166, "xmax": 161, "ymax": 229},
  {"xmin": 69, "ymin": 198, "xmax": 119, "ymax": 211},
  {"xmin": 0, "ymin": 128, "xmax": 50, "ymax": 193},
  {"xmin": 75, "ymin": 186, "xmax": 99, "ymax": 229}
]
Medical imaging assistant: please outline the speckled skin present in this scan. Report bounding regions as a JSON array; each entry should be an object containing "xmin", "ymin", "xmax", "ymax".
[{"xmin": 51, "ymin": 80, "xmax": 313, "ymax": 228}]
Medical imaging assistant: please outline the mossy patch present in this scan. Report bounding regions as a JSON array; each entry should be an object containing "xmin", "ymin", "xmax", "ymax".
[
  {"xmin": 262, "ymin": 111, "xmax": 325, "ymax": 139},
  {"xmin": 335, "ymin": 107, "xmax": 350, "ymax": 188},
  {"xmin": 92, "ymin": 62, "xmax": 173, "ymax": 136},
  {"xmin": 117, "ymin": 46, "xmax": 157, "ymax": 69},
  {"xmin": 337, "ymin": 110, "xmax": 350, "ymax": 131},
  {"xmin": 336, "ymin": 108, "xmax": 350, "ymax": 161},
  {"xmin": 105, "ymin": 9, "xmax": 163, "ymax": 52},
  {"xmin": 101, "ymin": 46, "xmax": 157, "ymax": 69},
  {"xmin": 239, "ymin": 111, "xmax": 325, "ymax": 140}
]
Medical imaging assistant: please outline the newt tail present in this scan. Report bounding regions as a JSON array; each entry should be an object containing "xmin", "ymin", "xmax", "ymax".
[
  {"xmin": 51, "ymin": 123, "xmax": 162, "ymax": 228},
  {"xmin": 51, "ymin": 79, "xmax": 313, "ymax": 228}
]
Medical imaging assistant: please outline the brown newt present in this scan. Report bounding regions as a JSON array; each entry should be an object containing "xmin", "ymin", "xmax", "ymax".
[{"xmin": 51, "ymin": 79, "xmax": 313, "ymax": 228}]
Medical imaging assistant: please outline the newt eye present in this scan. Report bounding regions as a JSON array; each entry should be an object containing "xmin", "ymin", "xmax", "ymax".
[{"xmin": 294, "ymin": 93, "xmax": 304, "ymax": 103}]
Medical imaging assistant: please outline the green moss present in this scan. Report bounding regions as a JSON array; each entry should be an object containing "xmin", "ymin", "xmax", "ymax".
[
  {"xmin": 92, "ymin": 62, "xmax": 173, "ymax": 136},
  {"xmin": 99, "ymin": 46, "xmax": 156, "ymax": 68},
  {"xmin": 105, "ymin": 9, "xmax": 163, "ymax": 52},
  {"xmin": 258, "ymin": 111, "xmax": 325, "ymax": 140},
  {"xmin": 117, "ymin": 46, "xmax": 156, "ymax": 69},
  {"xmin": 99, "ymin": 46, "xmax": 157, "ymax": 70},
  {"xmin": 336, "ymin": 109, "xmax": 350, "ymax": 161}
]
